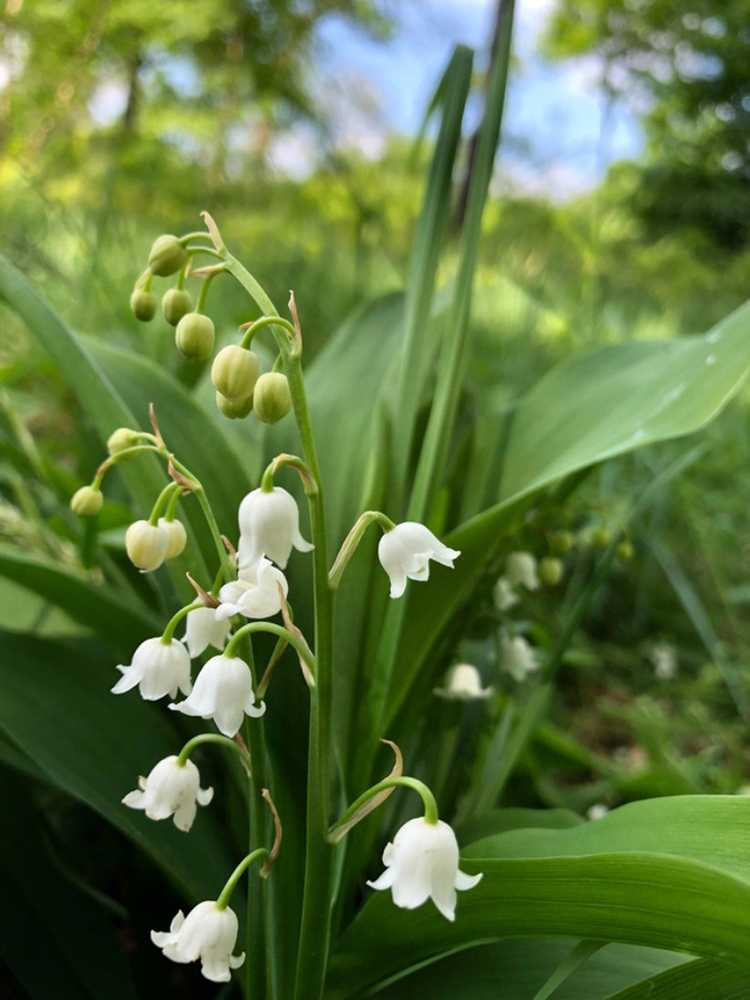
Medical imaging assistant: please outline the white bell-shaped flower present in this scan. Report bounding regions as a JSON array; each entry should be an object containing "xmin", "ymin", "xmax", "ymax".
[
  {"xmin": 170, "ymin": 655, "xmax": 265, "ymax": 737},
  {"xmin": 367, "ymin": 817, "xmax": 482, "ymax": 921},
  {"xmin": 435, "ymin": 663, "xmax": 493, "ymax": 701},
  {"xmin": 502, "ymin": 634, "xmax": 539, "ymax": 682},
  {"xmin": 237, "ymin": 486, "xmax": 313, "ymax": 570},
  {"xmin": 183, "ymin": 606, "xmax": 231, "ymax": 658},
  {"xmin": 123, "ymin": 755, "xmax": 213, "ymax": 832},
  {"xmin": 493, "ymin": 576, "xmax": 518, "ymax": 611},
  {"xmin": 151, "ymin": 901, "xmax": 244, "ymax": 982},
  {"xmin": 377, "ymin": 522, "xmax": 460, "ymax": 599},
  {"xmin": 215, "ymin": 556, "xmax": 288, "ymax": 621},
  {"xmin": 506, "ymin": 551, "xmax": 539, "ymax": 591},
  {"xmin": 112, "ymin": 637, "xmax": 191, "ymax": 701}
]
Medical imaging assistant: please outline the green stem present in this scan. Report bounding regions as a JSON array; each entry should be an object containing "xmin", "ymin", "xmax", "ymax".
[
  {"xmin": 329, "ymin": 776, "xmax": 439, "ymax": 841},
  {"xmin": 216, "ymin": 848, "xmax": 269, "ymax": 910},
  {"xmin": 241, "ymin": 315, "xmax": 296, "ymax": 351},
  {"xmin": 161, "ymin": 600, "xmax": 201, "ymax": 644},
  {"xmin": 225, "ymin": 622, "xmax": 316, "ymax": 680},
  {"xmin": 148, "ymin": 482, "xmax": 179, "ymax": 526},
  {"xmin": 171, "ymin": 455, "xmax": 229, "ymax": 582},
  {"xmin": 218, "ymin": 240, "xmax": 335, "ymax": 1000},
  {"xmin": 163, "ymin": 485, "xmax": 182, "ymax": 521},
  {"xmin": 177, "ymin": 732, "xmax": 249, "ymax": 768},
  {"xmin": 196, "ymin": 271, "xmax": 216, "ymax": 311},
  {"xmin": 329, "ymin": 510, "xmax": 395, "ymax": 590}
]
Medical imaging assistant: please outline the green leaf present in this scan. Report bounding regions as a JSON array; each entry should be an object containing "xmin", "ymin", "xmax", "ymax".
[
  {"xmin": 0, "ymin": 769, "xmax": 138, "ymax": 1000},
  {"xmin": 363, "ymin": 940, "xmax": 686, "ymax": 1000},
  {"xmin": 604, "ymin": 957, "xmax": 750, "ymax": 1000},
  {"xmin": 330, "ymin": 795, "xmax": 750, "ymax": 995},
  {"xmin": 458, "ymin": 807, "xmax": 583, "ymax": 845},
  {"xmin": 0, "ymin": 544, "xmax": 159, "ymax": 654},
  {"xmin": 0, "ymin": 630, "xmax": 234, "ymax": 900}
]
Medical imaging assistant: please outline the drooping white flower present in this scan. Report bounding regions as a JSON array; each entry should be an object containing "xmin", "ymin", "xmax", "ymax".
[
  {"xmin": 493, "ymin": 576, "xmax": 518, "ymax": 611},
  {"xmin": 126, "ymin": 519, "xmax": 169, "ymax": 572},
  {"xmin": 648, "ymin": 641, "xmax": 678, "ymax": 681},
  {"xmin": 377, "ymin": 522, "xmax": 460, "ymax": 599},
  {"xmin": 502, "ymin": 634, "xmax": 539, "ymax": 682},
  {"xmin": 435, "ymin": 663, "xmax": 493, "ymax": 701},
  {"xmin": 183, "ymin": 606, "xmax": 231, "ymax": 658},
  {"xmin": 237, "ymin": 486, "xmax": 313, "ymax": 570},
  {"xmin": 112, "ymin": 637, "xmax": 192, "ymax": 701},
  {"xmin": 215, "ymin": 557, "xmax": 288, "ymax": 622},
  {"xmin": 151, "ymin": 901, "xmax": 244, "ymax": 982},
  {"xmin": 506, "ymin": 551, "xmax": 539, "ymax": 591},
  {"xmin": 367, "ymin": 818, "xmax": 482, "ymax": 921},
  {"xmin": 158, "ymin": 517, "xmax": 187, "ymax": 560},
  {"xmin": 170, "ymin": 655, "xmax": 265, "ymax": 737},
  {"xmin": 123, "ymin": 755, "xmax": 213, "ymax": 832}
]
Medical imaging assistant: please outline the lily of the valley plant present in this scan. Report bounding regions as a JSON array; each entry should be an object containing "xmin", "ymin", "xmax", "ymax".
[{"xmin": 70, "ymin": 213, "xmax": 486, "ymax": 995}]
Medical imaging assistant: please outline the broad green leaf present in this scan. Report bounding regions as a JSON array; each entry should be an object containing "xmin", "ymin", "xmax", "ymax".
[
  {"xmin": 386, "ymin": 301, "xmax": 750, "ymax": 726},
  {"xmin": 330, "ymin": 852, "xmax": 750, "ymax": 995},
  {"xmin": 366, "ymin": 940, "xmax": 686, "ymax": 1000},
  {"xmin": 0, "ymin": 545, "xmax": 159, "ymax": 654},
  {"xmin": 605, "ymin": 957, "xmax": 750, "ymax": 1000},
  {"xmin": 0, "ymin": 631, "xmax": 234, "ymax": 900},
  {"xmin": 330, "ymin": 795, "xmax": 750, "ymax": 995},
  {"xmin": 0, "ymin": 769, "xmax": 139, "ymax": 1000}
]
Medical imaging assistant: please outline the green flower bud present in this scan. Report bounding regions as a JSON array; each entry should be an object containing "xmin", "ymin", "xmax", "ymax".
[
  {"xmin": 548, "ymin": 529, "xmax": 574, "ymax": 555},
  {"xmin": 175, "ymin": 312, "xmax": 215, "ymax": 360},
  {"xmin": 539, "ymin": 556, "xmax": 563, "ymax": 586},
  {"xmin": 617, "ymin": 539, "xmax": 634, "ymax": 561},
  {"xmin": 148, "ymin": 234, "xmax": 187, "ymax": 277},
  {"xmin": 162, "ymin": 288, "xmax": 193, "ymax": 327},
  {"xmin": 592, "ymin": 526, "xmax": 611, "ymax": 548},
  {"xmin": 70, "ymin": 485, "xmax": 103, "ymax": 517},
  {"xmin": 130, "ymin": 288, "xmax": 157, "ymax": 322},
  {"xmin": 253, "ymin": 372, "xmax": 291, "ymax": 424},
  {"xmin": 211, "ymin": 345, "xmax": 259, "ymax": 400},
  {"xmin": 125, "ymin": 519, "xmax": 168, "ymax": 572},
  {"xmin": 216, "ymin": 390, "xmax": 253, "ymax": 420},
  {"xmin": 107, "ymin": 427, "xmax": 140, "ymax": 455},
  {"xmin": 159, "ymin": 517, "xmax": 187, "ymax": 560}
]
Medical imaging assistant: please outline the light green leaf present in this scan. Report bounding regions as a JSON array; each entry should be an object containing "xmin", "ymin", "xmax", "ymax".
[{"xmin": 605, "ymin": 957, "xmax": 750, "ymax": 1000}]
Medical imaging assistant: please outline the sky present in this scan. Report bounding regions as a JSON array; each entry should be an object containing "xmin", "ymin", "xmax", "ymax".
[{"xmin": 268, "ymin": 0, "xmax": 644, "ymax": 199}]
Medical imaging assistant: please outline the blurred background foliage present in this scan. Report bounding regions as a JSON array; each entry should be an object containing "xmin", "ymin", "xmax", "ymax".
[{"xmin": 1, "ymin": 0, "xmax": 750, "ymax": 994}]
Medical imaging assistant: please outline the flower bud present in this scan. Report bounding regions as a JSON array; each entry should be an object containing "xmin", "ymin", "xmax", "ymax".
[
  {"xmin": 107, "ymin": 427, "xmax": 140, "ymax": 454},
  {"xmin": 126, "ymin": 519, "xmax": 168, "ymax": 572},
  {"xmin": 253, "ymin": 372, "xmax": 291, "ymax": 424},
  {"xmin": 539, "ymin": 556, "xmax": 563, "ymax": 586},
  {"xmin": 617, "ymin": 539, "xmax": 634, "ymax": 561},
  {"xmin": 211, "ymin": 346, "xmax": 259, "ymax": 400},
  {"xmin": 159, "ymin": 517, "xmax": 187, "ymax": 560},
  {"xmin": 70, "ymin": 485, "xmax": 103, "ymax": 517},
  {"xmin": 130, "ymin": 289, "xmax": 157, "ymax": 322},
  {"xmin": 162, "ymin": 288, "xmax": 193, "ymax": 327},
  {"xmin": 548, "ymin": 530, "xmax": 574, "ymax": 555},
  {"xmin": 216, "ymin": 391, "xmax": 253, "ymax": 420},
  {"xmin": 148, "ymin": 234, "xmax": 187, "ymax": 277},
  {"xmin": 175, "ymin": 313, "xmax": 215, "ymax": 360},
  {"xmin": 592, "ymin": 526, "xmax": 611, "ymax": 548}
]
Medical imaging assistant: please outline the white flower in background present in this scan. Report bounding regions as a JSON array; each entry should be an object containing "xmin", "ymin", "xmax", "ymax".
[
  {"xmin": 502, "ymin": 634, "xmax": 539, "ymax": 682},
  {"xmin": 435, "ymin": 663, "xmax": 493, "ymax": 701},
  {"xmin": 125, "ymin": 519, "xmax": 169, "ymax": 572},
  {"xmin": 587, "ymin": 803, "xmax": 609, "ymax": 821},
  {"xmin": 216, "ymin": 557, "xmax": 288, "ymax": 621},
  {"xmin": 378, "ymin": 522, "xmax": 460, "ymax": 599},
  {"xmin": 506, "ymin": 551, "xmax": 539, "ymax": 591},
  {"xmin": 237, "ymin": 486, "xmax": 313, "ymax": 570},
  {"xmin": 170, "ymin": 655, "xmax": 265, "ymax": 737},
  {"xmin": 112, "ymin": 637, "xmax": 192, "ymax": 701},
  {"xmin": 648, "ymin": 642, "xmax": 678, "ymax": 681},
  {"xmin": 151, "ymin": 902, "xmax": 244, "ymax": 982},
  {"xmin": 493, "ymin": 576, "xmax": 518, "ymax": 611},
  {"xmin": 123, "ymin": 755, "xmax": 213, "ymax": 832},
  {"xmin": 183, "ymin": 606, "xmax": 231, "ymax": 658},
  {"xmin": 367, "ymin": 818, "xmax": 482, "ymax": 921}
]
